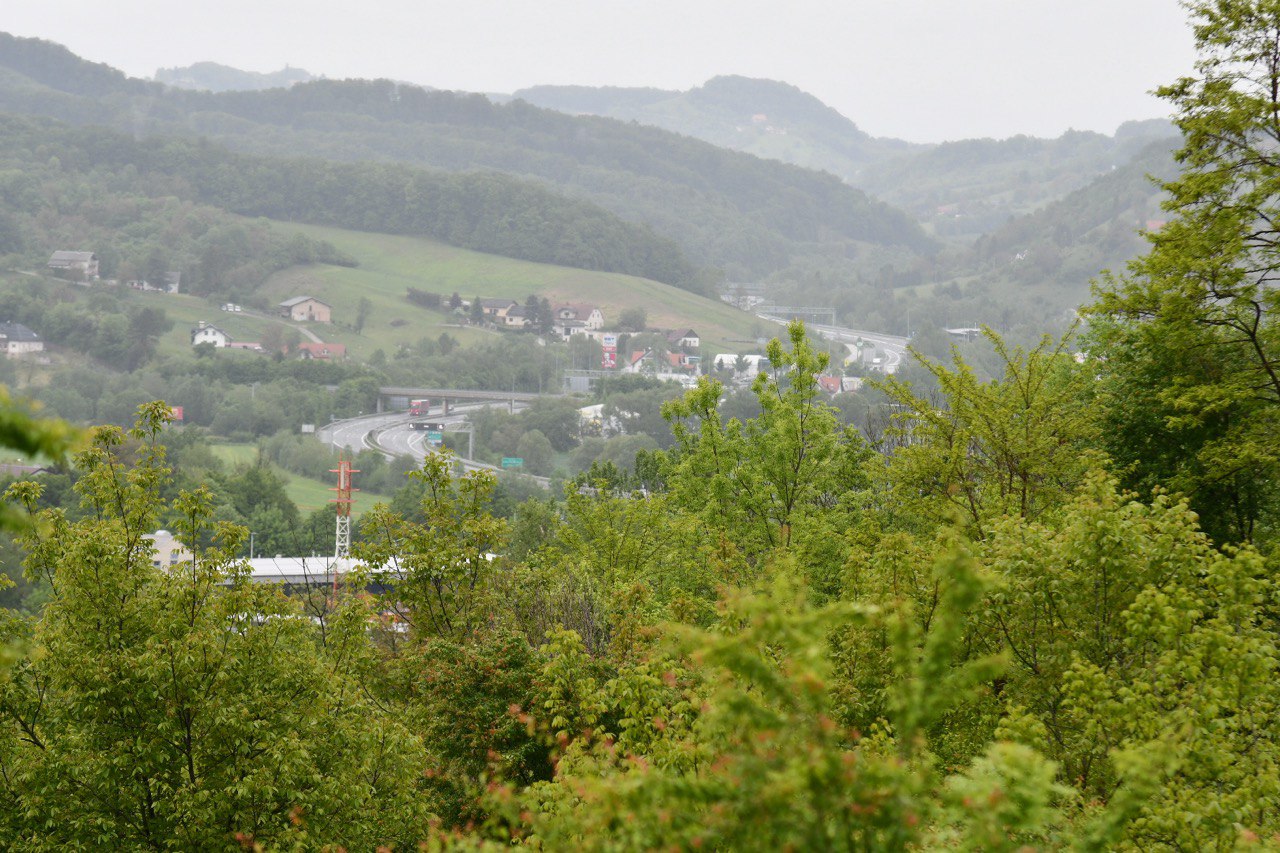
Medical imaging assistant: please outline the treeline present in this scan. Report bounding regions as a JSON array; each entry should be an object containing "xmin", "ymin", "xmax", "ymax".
[
  {"xmin": 0, "ymin": 114, "xmax": 705, "ymax": 291},
  {"xmin": 0, "ymin": 134, "xmax": 357, "ymax": 303}
]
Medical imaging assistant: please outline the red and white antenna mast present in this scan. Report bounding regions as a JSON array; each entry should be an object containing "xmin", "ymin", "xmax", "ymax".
[{"xmin": 329, "ymin": 457, "xmax": 359, "ymax": 560}]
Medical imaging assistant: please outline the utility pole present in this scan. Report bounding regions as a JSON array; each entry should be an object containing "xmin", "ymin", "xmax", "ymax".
[{"xmin": 329, "ymin": 458, "xmax": 359, "ymax": 591}]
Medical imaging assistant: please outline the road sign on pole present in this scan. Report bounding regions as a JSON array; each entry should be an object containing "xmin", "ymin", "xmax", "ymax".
[{"xmin": 501, "ymin": 457, "xmax": 524, "ymax": 469}]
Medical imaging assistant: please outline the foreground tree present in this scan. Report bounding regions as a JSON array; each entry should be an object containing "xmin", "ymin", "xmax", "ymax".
[
  {"xmin": 0, "ymin": 404, "xmax": 432, "ymax": 847},
  {"xmin": 1089, "ymin": 0, "xmax": 1280, "ymax": 545},
  {"xmin": 662, "ymin": 320, "xmax": 868, "ymax": 557},
  {"xmin": 878, "ymin": 329, "xmax": 1094, "ymax": 538}
]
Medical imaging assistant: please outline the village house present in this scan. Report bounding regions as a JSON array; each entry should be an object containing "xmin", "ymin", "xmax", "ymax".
[
  {"xmin": 294, "ymin": 342, "xmax": 347, "ymax": 360},
  {"xmin": 0, "ymin": 322, "xmax": 44, "ymax": 358},
  {"xmin": 479, "ymin": 298, "xmax": 519, "ymax": 321},
  {"xmin": 144, "ymin": 530, "xmax": 190, "ymax": 569},
  {"xmin": 47, "ymin": 250, "xmax": 99, "ymax": 281},
  {"xmin": 501, "ymin": 305, "xmax": 530, "ymax": 328},
  {"xmin": 278, "ymin": 296, "xmax": 332, "ymax": 323},
  {"xmin": 665, "ymin": 328, "xmax": 701, "ymax": 350},
  {"xmin": 191, "ymin": 321, "xmax": 230, "ymax": 348},
  {"xmin": 817, "ymin": 375, "xmax": 843, "ymax": 395},
  {"xmin": 621, "ymin": 349, "xmax": 650, "ymax": 374},
  {"xmin": 664, "ymin": 351, "xmax": 700, "ymax": 373},
  {"xmin": 553, "ymin": 304, "xmax": 605, "ymax": 339},
  {"xmin": 620, "ymin": 349, "xmax": 698, "ymax": 387}
]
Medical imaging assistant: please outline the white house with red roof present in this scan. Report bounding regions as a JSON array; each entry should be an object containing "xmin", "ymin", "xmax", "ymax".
[{"xmin": 553, "ymin": 304, "xmax": 605, "ymax": 338}]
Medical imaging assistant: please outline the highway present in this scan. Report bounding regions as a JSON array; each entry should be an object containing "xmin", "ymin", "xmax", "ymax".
[
  {"xmin": 759, "ymin": 313, "xmax": 911, "ymax": 374},
  {"xmin": 810, "ymin": 324, "xmax": 911, "ymax": 374},
  {"xmin": 316, "ymin": 403, "xmax": 550, "ymax": 486}
]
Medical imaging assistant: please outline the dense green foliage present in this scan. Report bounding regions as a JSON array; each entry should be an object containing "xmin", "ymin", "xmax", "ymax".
[
  {"xmin": 0, "ymin": 302, "xmax": 1276, "ymax": 847},
  {"xmin": 1, "ymin": 5, "xmax": 1280, "ymax": 848},
  {"xmin": 0, "ymin": 114, "xmax": 702, "ymax": 291}
]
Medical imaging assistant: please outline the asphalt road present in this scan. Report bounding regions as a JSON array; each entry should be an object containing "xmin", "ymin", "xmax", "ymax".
[
  {"xmin": 316, "ymin": 403, "xmax": 548, "ymax": 485},
  {"xmin": 754, "ymin": 313, "xmax": 910, "ymax": 374},
  {"xmin": 806, "ymin": 322, "xmax": 911, "ymax": 374}
]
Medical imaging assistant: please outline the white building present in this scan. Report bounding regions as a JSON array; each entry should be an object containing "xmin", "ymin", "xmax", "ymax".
[
  {"xmin": 191, "ymin": 321, "xmax": 231, "ymax": 347},
  {"xmin": 0, "ymin": 322, "xmax": 44, "ymax": 358}
]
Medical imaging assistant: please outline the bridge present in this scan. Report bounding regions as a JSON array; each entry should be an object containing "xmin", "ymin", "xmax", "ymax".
[
  {"xmin": 377, "ymin": 386, "xmax": 558, "ymax": 414},
  {"xmin": 756, "ymin": 305, "xmax": 837, "ymax": 325}
]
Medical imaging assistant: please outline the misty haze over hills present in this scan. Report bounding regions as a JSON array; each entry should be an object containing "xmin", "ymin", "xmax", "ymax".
[
  {"xmin": 159, "ymin": 59, "xmax": 1177, "ymax": 242},
  {"xmin": 0, "ymin": 36, "xmax": 1184, "ymax": 336}
]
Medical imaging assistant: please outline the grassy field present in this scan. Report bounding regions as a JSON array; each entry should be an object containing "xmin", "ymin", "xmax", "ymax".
[
  {"xmin": 208, "ymin": 443, "xmax": 378, "ymax": 516},
  {"xmin": 122, "ymin": 219, "xmax": 779, "ymax": 362},
  {"xmin": 260, "ymin": 222, "xmax": 772, "ymax": 356}
]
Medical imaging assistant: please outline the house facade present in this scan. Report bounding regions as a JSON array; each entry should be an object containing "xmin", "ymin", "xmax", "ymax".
[
  {"xmin": 480, "ymin": 298, "xmax": 519, "ymax": 320},
  {"xmin": 553, "ymin": 304, "xmax": 605, "ymax": 339},
  {"xmin": 666, "ymin": 328, "xmax": 701, "ymax": 350},
  {"xmin": 502, "ymin": 305, "xmax": 529, "ymax": 328},
  {"xmin": 279, "ymin": 296, "xmax": 332, "ymax": 323},
  {"xmin": 47, "ymin": 251, "xmax": 99, "ymax": 280},
  {"xmin": 191, "ymin": 322, "xmax": 230, "ymax": 348},
  {"xmin": 0, "ymin": 322, "xmax": 44, "ymax": 358}
]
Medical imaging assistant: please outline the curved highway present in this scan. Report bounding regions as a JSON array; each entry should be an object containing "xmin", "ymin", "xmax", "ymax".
[
  {"xmin": 758, "ymin": 313, "xmax": 911, "ymax": 374},
  {"xmin": 317, "ymin": 403, "xmax": 550, "ymax": 487},
  {"xmin": 809, "ymin": 323, "xmax": 911, "ymax": 374}
]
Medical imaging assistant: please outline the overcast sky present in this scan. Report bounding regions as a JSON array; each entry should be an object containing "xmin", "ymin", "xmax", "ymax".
[{"xmin": 7, "ymin": 0, "xmax": 1195, "ymax": 143}]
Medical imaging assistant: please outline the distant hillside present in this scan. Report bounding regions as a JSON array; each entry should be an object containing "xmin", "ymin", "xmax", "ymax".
[
  {"xmin": 0, "ymin": 32, "xmax": 157, "ymax": 98},
  {"xmin": 949, "ymin": 138, "xmax": 1179, "ymax": 306},
  {"xmin": 0, "ymin": 114, "xmax": 703, "ymax": 292},
  {"xmin": 0, "ymin": 34, "xmax": 935, "ymax": 283},
  {"xmin": 858, "ymin": 121, "xmax": 1177, "ymax": 238},
  {"xmin": 256, "ymin": 222, "xmax": 769, "ymax": 358},
  {"xmin": 511, "ymin": 75, "xmax": 918, "ymax": 179},
  {"xmin": 512, "ymin": 76, "xmax": 1177, "ymax": 242},
  {"xmin": 155, "ymin": 62, "xmax": 314, "ymax": 92}
]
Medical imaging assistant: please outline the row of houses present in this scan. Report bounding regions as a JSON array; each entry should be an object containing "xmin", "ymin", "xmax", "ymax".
[{"xmin": 479, "ymin": 299, "xmax": 605, "ymax": 337}]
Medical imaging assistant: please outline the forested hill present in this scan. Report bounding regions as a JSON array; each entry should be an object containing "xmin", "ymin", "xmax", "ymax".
[
  {"xmin": 0, "ymin": 34, "xmax": 936, "ymax": 281},
  {"xmin": 0, "ymin": 115, "xmax": 704, "ymax": 290},
  {"xmin": 859, "ymin": 121, "xmax": 1178, "ymax": 237},
  {"xmin": 154, "ymin": 61, "xmax": 314, "ymax": 92},
  {"xmin": 936, "ymin": 138, "xmax": 1178, "ymax": 307},
  {"xmin": 511, "ymin": 74, "xmax": 1177, "ymax": 243},
  {"xmin": 510, "ymin": 75, "xmax": 918, "ymax": 179},
  {"xmin": 0, "ymin": 32, "xmax": 158, "ymax": 99}
]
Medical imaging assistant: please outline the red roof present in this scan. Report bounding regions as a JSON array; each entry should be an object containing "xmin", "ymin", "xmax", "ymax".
[{"xmin": 294, "ymin": 342, "xmax": 346, "ymax": 359}]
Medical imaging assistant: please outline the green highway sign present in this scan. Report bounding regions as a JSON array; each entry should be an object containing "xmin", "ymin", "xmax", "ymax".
[{"xmin": 501, "ymin": 457, "xmax": 524, "ymax": 469}]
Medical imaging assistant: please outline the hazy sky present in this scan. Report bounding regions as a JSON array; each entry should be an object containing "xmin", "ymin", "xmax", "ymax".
[{"xmin": 7, "ymin": 0, "xmax": 1195, "ymax": 142}]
